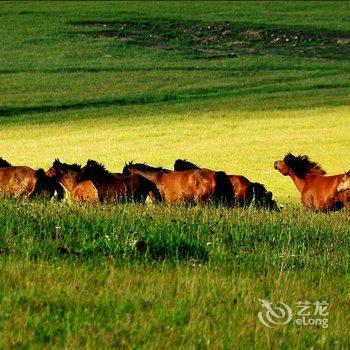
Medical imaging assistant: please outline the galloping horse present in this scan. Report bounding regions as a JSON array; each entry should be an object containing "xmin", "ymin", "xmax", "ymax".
[
  {"xmin": 274, "ymin": 153, "xmax": 350, "ymax": 211},
  {"xmin": 123, "ymin": 162, "xmax": 234, "ymax": 205},
  {"xmin": 80, "ymin": 160, "xmax": 161, "ymax": 203},
  {"xmin": 46, "ymin": 159, "xmax": 98, "ymax": 203},
  {"xmin": 0, "ymin": 158, "xmax": 63, "ymax": 199},
  {"xmin": 337, "ymin": 171, "xmax": 350, "ymax": 193},
  {"xmin": 174, "ymin": 159, "xmax": 278, "ymax": 210}
]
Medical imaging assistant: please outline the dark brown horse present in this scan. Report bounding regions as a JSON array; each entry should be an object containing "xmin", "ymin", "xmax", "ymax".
[
  {"xmin": 80, "ymin": 160, "xmax": 161, "ymax": 203},
  {"xmin": 0, "ymin": 158, "xmax": 63, "ymax": 199},
  {"xmin": 123, "ymin": 162, "xmax": 234, "ymax": 205},
  {"xmin": 46, "ymin": 159, "xmax": 99, "ymax": 203},
  {"xmin": 174, "ymin": 159, "xmax": 278, "ymax": 210},
  {"xmin": 274, "ymin": 153, "xmax": 350, "ymax": 211},
  {"xmin": 34, "ymin": 169, "xmax": 65, "ymax": 200}
]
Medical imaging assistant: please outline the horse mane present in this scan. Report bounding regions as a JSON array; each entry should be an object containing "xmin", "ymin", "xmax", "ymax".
[
  {"xmin": 174, "ymin": 159, "xmax": 200, "ymax": 171},
  {"xmin": 82, "ymin": 159, "xmax": 116, "ymax": 182},
  {"xmin": 122, "ymin": 161, "xmax": 169, "ymax": 175},
  {"xmin": 247, "ymin": 182, "xmax": 278, "ymax": 210},
  {"xmin": 284, "ymin": 153, "xmax": 326, "ymax": 178},
  {"xmin": 34, "ymin": 168, "xmax": 65, "ymax": 200},
  {"xmin": 53, "ymin": 159, "xmax": 81, "ymax": 173},
  {"xmin": 0, "ymin": 157, "xmax": 11, "ymax": 168}
]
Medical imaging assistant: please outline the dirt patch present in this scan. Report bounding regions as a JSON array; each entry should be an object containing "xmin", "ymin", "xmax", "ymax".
[
  {"xmin": 240, "ymin": 29, "xmax": 262, "ymax": 37},
  {"xmin": 70, "ymin": 19, "xmax": 350, "ymax": 60}
]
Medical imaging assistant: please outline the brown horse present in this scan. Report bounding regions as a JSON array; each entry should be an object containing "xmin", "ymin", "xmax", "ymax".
[
  {"xmin": 80, "ymin": 160, "xmax": 161, "ymax": 203},
  {"xmin": 123, "ymin": 162, "xmax": 234, "ymax": 205},
  {"xmin": 0, "ymin": 158, "xmax": 63, "ymax": 199},
  {"xmin": 337, "ymin": 171, "xmax": 350, "ymax": 193},
  {"xmin": 46, "ymin": 159, "xmax": 99, "ymax": 203},
  {"xmin": 274, "ymin": 153, "xmax": 350, "ymax": 211},
  {"xmin": 174, "ymin": 159, "xmax": 278, "ymax": 210}
]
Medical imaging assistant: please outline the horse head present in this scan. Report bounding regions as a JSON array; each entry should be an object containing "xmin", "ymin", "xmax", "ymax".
[
  {"xmin": 337, "ymin": 171, "xmax": 350, "ymax": 193},
  {"xmin": 274, "ymin": 153, "xmax": 326, "ymax": 178},
  {"xmin": 80, "ymin": 159, "xmax": 115, "ymax": 184},
  {"xmin": 174, "ymin": 159, "xmax": 200, "ymax": 171}
]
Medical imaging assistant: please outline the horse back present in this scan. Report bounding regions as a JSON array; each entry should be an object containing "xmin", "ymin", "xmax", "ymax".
[
  {"xmin": 305, "ymin": 173, "xmax": 344, "ymax": 193},
  {"xmin": 97, "ymin": 177, "xmax": 126, "ymax": 202},
  {"xmin": 173, "ymin": 169, "xmax": 231, "ymax": 204},
  {"xmin": 72, "ymin": 180, "xmax": 99, "ymax": 203},
  {"xmin": 228, "ymin": 175, "xmax": 251, "ymax": 199},
  {"xmin": 0, "ymin": 165, "xmax": 36, "ymax": 177},
  {"xmin": 303, "ymin": 174, "xmax": 345, "ymax": 210},
  {"xmin": 0, "ymin": 166, "xmax": 37, "ymax": 196}
]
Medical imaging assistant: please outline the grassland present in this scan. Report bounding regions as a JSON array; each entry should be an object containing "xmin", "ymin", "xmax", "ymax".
[
  {"xmin": 0, "ymin": 1, "xmax": 350, "ymax": 349},
  {"xmin": 1, "ymin": 200, "xmax": 349, "ymax": 349}
]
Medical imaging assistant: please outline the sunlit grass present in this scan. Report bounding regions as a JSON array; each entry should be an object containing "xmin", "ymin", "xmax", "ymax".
[{"xmin": 0, "ymin": 105, "xmax": 349, "ymax": 203}]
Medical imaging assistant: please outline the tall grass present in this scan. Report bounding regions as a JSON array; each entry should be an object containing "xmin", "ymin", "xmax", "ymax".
[
  {"xmin": 0, "ymin": 199, "xmax": 348, "ymax": 271},
  {"xmin": 0, "ymin": 199, "xmax": 349, "ymax": 349}
]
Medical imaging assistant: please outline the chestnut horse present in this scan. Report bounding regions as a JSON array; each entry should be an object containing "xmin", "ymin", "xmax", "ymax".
[
  {"xmin": 274, "ymin": 153, "xmax": 350, "ymax": 211},
  {"xmin": 0, "ymin": 158, "xmax": 63, "ymax": 199},
  {"xmin": 80, "ymin": 160, "xmax": 161, "ymax": 203},
  {"xmin": 123, "ymin": 162, "xmax": 234, "ymax": 205},
  {"xmin": 46, "ymin": 159, "xmax": 98, "ymax": 203},
  {"xmin": 174, "ymin": 159, "xmax": 278, "ymax": 210},
  {"xmin": 337, "ymin": 171, "xmax": 350, "ymax": 193}
]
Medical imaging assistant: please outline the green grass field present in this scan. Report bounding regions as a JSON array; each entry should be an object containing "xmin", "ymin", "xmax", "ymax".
[{"xmin": 0, "ymin": 1, "xmax": 350, "ymax": 349}]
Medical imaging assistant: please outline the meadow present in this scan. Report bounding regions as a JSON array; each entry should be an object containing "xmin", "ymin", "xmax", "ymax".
[{"xmin": 0, "ymin": 1, "xmax": 350, "ymax": 349}]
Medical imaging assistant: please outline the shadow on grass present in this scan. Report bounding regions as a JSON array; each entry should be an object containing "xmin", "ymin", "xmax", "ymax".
[
  {"xmin": 0, "ymin": 80, "xmax": 349, "ymax": 117},
  {"xmin": 0, "ymin": 65, "xmax": 340, "ymax": 75}
]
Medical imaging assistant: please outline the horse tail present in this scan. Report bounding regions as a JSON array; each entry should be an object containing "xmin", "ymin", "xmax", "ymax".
[
  {"xmin": 30, "ymin": 168, "xmax": 47, "ymax": 197},
  {"xmin": 55, "ymin": 183, "xmax": 65, "ymax": 200},
  {"xmin": 32, "ymin": 168, "xmax": 64, "ymax": 200},
  {"xmin": 147, "ymin": 178, "xmax": 163, "ymax": 203},
  {"xmin": 35, "ymin": 168, "xmax": 46, "ymax": 178},
  {"xmin": 213, "ymin": 171, "xmax": 234, "ymax": 206}
]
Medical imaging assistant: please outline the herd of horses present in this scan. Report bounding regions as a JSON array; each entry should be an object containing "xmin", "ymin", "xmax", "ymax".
[{"xmin": 0, "ymin": 153, "xmax": 349, "ymax": 212}]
